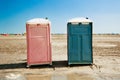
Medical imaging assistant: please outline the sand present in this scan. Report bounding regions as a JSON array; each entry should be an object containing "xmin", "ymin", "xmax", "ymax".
[{"xmin": 0, "ymin": 34, "xmax": 120, "ymax": 80}]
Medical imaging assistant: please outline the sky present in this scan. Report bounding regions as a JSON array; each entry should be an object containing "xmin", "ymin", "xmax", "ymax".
[{"xmin": 0, "ymin": 0, "xmax": 120, "ymax": 34}]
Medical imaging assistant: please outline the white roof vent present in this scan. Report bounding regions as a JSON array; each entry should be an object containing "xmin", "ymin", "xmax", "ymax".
[
  {"xmin": 26, "ymin": 18, "xmax": 51, "ymax": 24},
  {"xmin": 68, "ymin": 17, "xmax": 92, "ymax": 23}
]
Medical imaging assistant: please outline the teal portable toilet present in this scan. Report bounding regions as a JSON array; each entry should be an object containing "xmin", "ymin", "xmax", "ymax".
[{"xmin": 67, "ymin": 17, "xmax": 93, "ymax": 65}]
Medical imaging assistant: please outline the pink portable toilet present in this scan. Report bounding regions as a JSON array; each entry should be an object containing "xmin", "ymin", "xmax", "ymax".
[{"xmin": 26, "ymin": 18, "xmax": 52, "ymax": 67}]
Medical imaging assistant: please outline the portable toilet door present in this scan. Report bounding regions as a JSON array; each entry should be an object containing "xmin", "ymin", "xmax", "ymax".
[
  {"xmin": 26, "ymin": 18, "xmax": 52, "ymax": 67},
  {"xmin": 67, "ymin": 17, "xmax": 93, "ymax": 65}
]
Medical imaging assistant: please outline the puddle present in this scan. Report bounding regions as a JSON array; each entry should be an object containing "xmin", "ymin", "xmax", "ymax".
[
  {"xmin": 0, "ymin": 73, "xmax": 94, "ymax": 80},
  {"xmin": 26, "ymin": 74, "xmax": 51, "ymax": 80},
  {"xmin": 68, "ymin": 73, "xmax": 94, "ymax": 80},
  {"xmin": 1, "ymin": 72, "xmax": 120, "ymax": 80},
  {"xmin": 26, "ymin": 73, "xmax": 94, "ymax": 80},
  {"xmin": 52, "ymin": 74, "xmax": 67, "ymax": 80},
  {"xmin": 0, "ymin": 73, "xmax": 26, "ymax": 80}
]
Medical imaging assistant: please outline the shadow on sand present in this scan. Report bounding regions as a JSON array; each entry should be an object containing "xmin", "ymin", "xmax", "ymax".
[{"xmin": 0, "ymin": 61, "xmax": 92, "ymax": 69}]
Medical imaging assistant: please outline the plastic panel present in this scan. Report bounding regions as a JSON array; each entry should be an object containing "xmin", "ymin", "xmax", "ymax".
[
  {"xmin": 26, "ymin": 24, "xmax": 52, "ymax": 66},
  {"xmin": 67, "ymin": 23, "xmax": 93, "ymax": 65}
]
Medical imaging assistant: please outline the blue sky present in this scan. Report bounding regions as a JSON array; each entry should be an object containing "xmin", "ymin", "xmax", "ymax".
[{"xmin": 0, "ymin": 0, "xmax": 120, "ymax": 34}]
